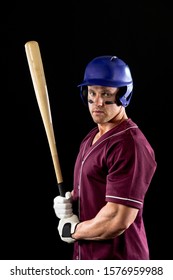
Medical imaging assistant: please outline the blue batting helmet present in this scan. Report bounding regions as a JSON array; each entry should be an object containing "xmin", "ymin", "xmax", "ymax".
[{"xmin": 78, "ymin": 55, "xmax": 133, "ymax": 107}]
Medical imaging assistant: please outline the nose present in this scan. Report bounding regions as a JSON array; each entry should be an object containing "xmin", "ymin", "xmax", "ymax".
[{"xmin": 94, "ymin": 95, "xmax": 104, "ymax": 106}]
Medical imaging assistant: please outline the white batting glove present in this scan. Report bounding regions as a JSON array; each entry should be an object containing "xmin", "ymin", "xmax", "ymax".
[
  {"xmin": 58, "ymin": 214, "xmax": 79, "ymax": 243},
  {"xmin": 53, "ymin": 191, "xmax": 73, "ymax": 219}
]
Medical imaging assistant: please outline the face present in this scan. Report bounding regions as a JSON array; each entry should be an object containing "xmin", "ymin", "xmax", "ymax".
[{"xmin": 87, "ymin": 85, "xmax": 122, "ymax": 124}]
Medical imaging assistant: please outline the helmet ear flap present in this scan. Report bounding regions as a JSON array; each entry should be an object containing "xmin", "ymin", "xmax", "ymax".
[
  {"xmin": 116, "ymin": 86, "xmax": 133, "ymax": 107},
  {"xmin": 80, "ymin": 86, "xmax": 88, "ymax": 106},
  {"xmin": 116, "ymin": 87, "xmax": 127, "ymax": 106}
]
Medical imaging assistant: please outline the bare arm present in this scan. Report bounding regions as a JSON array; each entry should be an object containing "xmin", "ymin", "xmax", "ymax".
[{"xmin": 72, "ymin": 202, "xmax": 138, "ymax": 240}]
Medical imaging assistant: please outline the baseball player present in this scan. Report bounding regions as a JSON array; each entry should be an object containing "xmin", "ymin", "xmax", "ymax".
[{"xmin": 53, "ymin": 55, "xmax": 157, "ymax": 260}]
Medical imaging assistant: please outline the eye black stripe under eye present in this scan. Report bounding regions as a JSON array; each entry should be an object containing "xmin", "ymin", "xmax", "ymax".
[
  {"xmin": 105, "ymin": 101, "xmax": 115, "ymax": 104},
  {"xmin": 88, "ymin": 99, "xmax": 94, "ymax": 104}
]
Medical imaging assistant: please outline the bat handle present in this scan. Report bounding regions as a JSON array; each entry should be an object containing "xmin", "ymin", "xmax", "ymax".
[{"xmin": 58, "ymin": 182, "xmax": 66, "ymax": 197}]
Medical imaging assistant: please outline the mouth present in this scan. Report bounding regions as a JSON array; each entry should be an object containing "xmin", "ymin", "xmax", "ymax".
[{"xmin": 92, "ymin": 110, "xmax": 104, "ymax": 115}]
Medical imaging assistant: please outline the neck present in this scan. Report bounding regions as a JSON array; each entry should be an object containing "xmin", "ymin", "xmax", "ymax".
[{"xmin": 98, "ymin": 107, "xmax": 128, "ymax": 135}]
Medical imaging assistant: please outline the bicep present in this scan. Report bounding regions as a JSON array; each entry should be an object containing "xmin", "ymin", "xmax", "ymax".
[{"xmin": 95, "ymin": 202, "xmax": 139, "ymax": 233}]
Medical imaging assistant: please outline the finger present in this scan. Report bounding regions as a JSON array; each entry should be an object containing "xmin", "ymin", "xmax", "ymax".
[
  {"xmin": 54, "ymin": 203, "xmax": 72, "ymax": 210},
  {"xmin": 53, "ymin": 196, "xmax": 68, "ymax": 204},
  {"xmin": 65, "ymin": 192, "xmax": 72, "ymax": 200}
]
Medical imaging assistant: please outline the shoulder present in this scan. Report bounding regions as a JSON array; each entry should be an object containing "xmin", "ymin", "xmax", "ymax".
[{"xmin": 107, "ymin": 119, "xmax": 155, "ymax": 157}]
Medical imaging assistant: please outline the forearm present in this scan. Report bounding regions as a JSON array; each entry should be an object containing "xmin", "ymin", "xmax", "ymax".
[{"xmin": 72, "ymin": 217, "xmax": 125, "ymax": 240}]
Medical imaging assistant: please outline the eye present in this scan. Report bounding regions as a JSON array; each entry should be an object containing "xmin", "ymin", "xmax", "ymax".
[
  {"xmin": 88, "ymin": 91, "xmax": 95, "ymax": 97},
  {"xmin": 103, "ymin": 92, "xmax": 109, "ymax": 97},
  {"xmin": 102, "ymin": 92, "xmax": 113, "ymax": 98}
]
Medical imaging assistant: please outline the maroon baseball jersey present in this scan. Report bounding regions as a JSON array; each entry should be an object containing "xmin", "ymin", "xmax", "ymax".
[{"xmin": 72, "ymin": 118, "xmax": 157, "ymax": 260}]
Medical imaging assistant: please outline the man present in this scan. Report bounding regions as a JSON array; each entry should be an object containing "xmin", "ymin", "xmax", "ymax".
[{"xmin": 53, "ymin": 55, "xmax": 157, "ymax": 260}]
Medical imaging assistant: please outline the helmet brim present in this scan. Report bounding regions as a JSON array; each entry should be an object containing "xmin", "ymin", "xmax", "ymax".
[{"xmin": 77, "ymin": 79, "xmax": 132, "ymax": 88}]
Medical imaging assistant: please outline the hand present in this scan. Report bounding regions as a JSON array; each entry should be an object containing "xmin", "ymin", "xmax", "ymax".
[
  {"xmin": 58, "ymin": 214, "xmax": 79, "ymax": 243},
  {"xmin": 53, "ymin": 191, "xmax": 73, "ymax": 219}
]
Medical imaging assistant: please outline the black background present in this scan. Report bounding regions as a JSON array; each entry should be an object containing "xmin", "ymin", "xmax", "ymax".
[{"xmin": 3, "ymin": 1, "xmax": 172, "ymax": 260}]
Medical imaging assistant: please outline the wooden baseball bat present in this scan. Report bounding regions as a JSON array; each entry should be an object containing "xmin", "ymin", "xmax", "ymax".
[{"xmin": 24, "ymin": 40, "xmax": 65, "ymax": 197}]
